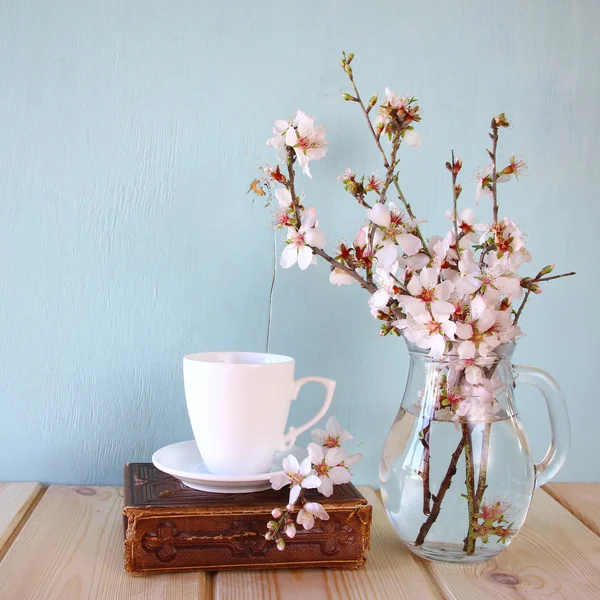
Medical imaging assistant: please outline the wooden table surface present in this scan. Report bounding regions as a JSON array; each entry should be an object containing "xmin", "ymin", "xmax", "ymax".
[{"xmin": 0, "ymin": 483, "xmax": 598, "ymax": 599}]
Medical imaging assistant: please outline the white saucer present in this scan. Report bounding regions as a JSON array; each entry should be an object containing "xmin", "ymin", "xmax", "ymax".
[{"xmin": 152, "ymin": 441, "xmax": 305, "ymax": 493}]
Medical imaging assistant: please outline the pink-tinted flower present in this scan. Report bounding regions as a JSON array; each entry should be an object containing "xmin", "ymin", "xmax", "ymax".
[
  {"xmin": 365, "ymin": 172, "xmax": 384, "ymax": 193},
  {"xmin": 454, "ymin": 295, "xmax": 499, "ymax": 359},
  {"xmin": 501, "ymin": 155, "xmax": 528, "ymax": 180},
  {"xmin": 396, "ymin": 312, "xmax": 456, "ymax": 359},
  {"xmin": 312, "ymin": 416, "xmax": 353, "ymax": 448},
  {"xmin": 270, "ymin": 455, "xmax": 321, "ymax": 504},
  {"xmin": 296, "ymin": 502, "xmax": 330, "ymax": 530},
  {"xmin": 368, "ymin": 264, "xmax": 400, "ymax": 311},
  {"xmin": 475, "ymin": 165, "xmax": 493, "ymax": 205},
  {"xmin": 307, "ymin": 443, "xmax": 351, "ymax": 497},
  {"xmin": 280, "ymin": 207, "xmax": 326, "ymax": 270},
  {"xmin": 284, "ymin": 522, "xmax": 296, "ymax": 538},
  {"xmin": 401, "ymin": 267, "xmax": 455, "ymax": 319},
  {"xmin": 329, "ymin": 268, "xmax": 356, "ymax": 286},
  {"xmin": 478, "ymin": 499, "xmax": 511, "ymax": 523},
  {"xmin": 267, "ymin": 119, "xmax": 291, "ymax": 162},
  {"xmin": 285, "ymin": 110, "xmax": 328, "ymax": 178},
  {"xmin": 338, "ymin": 168, "xmax": 355, "ymax": 183},
  {"xmin": 474, "ymin": 165, "xmax": 510, "ymax": 205},
  {"xmin": 376, "ymin": 89, "xmax": 421, "ymax": 144},
  {"xmin": 275, "ymin": 188, "xmax": 292, "ymax": 208},
  {"xmin": 365, "ymin": 203, "xmax": 422, "ymax": 267}
]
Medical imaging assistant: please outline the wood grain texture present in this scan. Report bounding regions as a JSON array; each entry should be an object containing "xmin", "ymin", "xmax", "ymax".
[
  {"xmin": 0, "ymin": 482, "xmax": 42, "ymax": 554},
  {"xmin": 213, "ymin": 485, "xmax": 443, "ymax": 600},
  {"xmin": 544, "ymin": 483, "xmax": 600, "ymax": 536},
  {"xmin": 0, "ymin": 486, "xmax": 210, "ymax": 600},
  {"xmin": 424, "ymin": 488, "xmax": 600, "ymax": 599}
]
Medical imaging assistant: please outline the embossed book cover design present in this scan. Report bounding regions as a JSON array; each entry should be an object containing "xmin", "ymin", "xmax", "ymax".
[{"xmin": 123, "ymin": 463, "xmax": 372, "ymax": 574}]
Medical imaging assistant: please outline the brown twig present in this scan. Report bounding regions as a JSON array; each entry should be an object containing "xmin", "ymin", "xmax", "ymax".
[
  {"xmin": 530, "ymin": 271, "xmax": 576, "ymax": 284},
  {"xmin": 515, "ymin": 270, "xmax": 575, "ymax": 326},
  {"xmin": 451, "ymin": 150, "xmax": 460, "ymax": 260},
  {"xmin": 475, "ymin": 423, "xmax": 491, "ymax": 510},
  {"xmin": 378, "ymin": 133, "xmax": 401, "ymax": 205},
  {"xmin": 513, "ymin": 287, "xmax": 532, "ymax": 326},
  {"xmin": 415, "ymin": 434, "xmax": 466, "ymax": 546},
  {"xmin": 341, "ymin": 56, "xmax": 430, "ymax": 258},
  {"xmin": 286, "ymin": 148, "xmax": 302, "ymax": 228},
  {"xmin": 284, "ymin": 147, "xmax": 377, "ymax": 293},
  {"xmin": 462, "ymin": 423, "xmax": 477, "ymax": 555},
  {"xmin": 420, "ymin": 422, "xmax": 432, "ymax": 516},
  {"xmin": 392, "ymin": 178, "xmax": 431, "ymax": 257},
  {"xmin": 490, "ymin": 122, "xmax": 499, "ymax": 223}
]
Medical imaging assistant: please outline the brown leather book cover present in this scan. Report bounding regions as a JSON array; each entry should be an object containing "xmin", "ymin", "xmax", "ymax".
[{"xmin": 123, "ymin": 463, "xmax": 372, "ymax": 574}]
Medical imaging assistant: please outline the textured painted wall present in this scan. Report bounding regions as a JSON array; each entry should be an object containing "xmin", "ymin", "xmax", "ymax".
[{"xmin": 0, "ymin": 1, "xmax": 598, "ymax": 485}]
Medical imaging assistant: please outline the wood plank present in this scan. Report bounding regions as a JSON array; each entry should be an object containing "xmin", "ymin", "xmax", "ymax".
[
  {"xmin": 424, "ymin": 488, "xmax": 600, "ymax": 599},
  {"xmin": 0, "ymin": 482, "xmax": 42, "ymax": 556},
  {"xmin": 0, "ymin": 485, "xmax": 211, "ymax": 600},
  {"xmin": 213, "ymin": 485, "xmax": 443, "ymax": 600},
  {"xmin": 544, "ymin": 483, "xmax": 600, "ymax": 536}
]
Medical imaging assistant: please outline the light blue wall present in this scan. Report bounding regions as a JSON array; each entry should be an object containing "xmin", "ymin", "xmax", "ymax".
[{"xmin": 1, "ymin": 1, "xmax": 597, "ymax": 485}]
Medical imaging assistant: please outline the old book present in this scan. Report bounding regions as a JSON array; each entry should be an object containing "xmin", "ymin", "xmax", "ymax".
[{"xmin": 123, "ymin": 463, "xmax": 372, "ymax": 574}]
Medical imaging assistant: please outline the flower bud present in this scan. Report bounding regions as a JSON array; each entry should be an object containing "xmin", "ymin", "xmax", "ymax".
[
  {"xmin": 368, "ymin": 94, "xmax": 378, "ymax": 108},
  {"xmin": 540, "ymin": 264, "xmax": 554, "ymax": 276},
  {"xmin": 341, "ymin": 93, "xmax": 357, "ymax": 102},
  {"xmin": 454, "ymin": 157, "xmax": 463, "ymax": 173},
  {"xmin": 285, "ymin": 522, "xmax": 297, "ymax": 539},
  {"xmin": 347, "ymin": 53, "xmax": 354, "ymax": 64},
  {"xmin": 286, "ymin": 503, "xmax": 294, "ymax": 511},
  {"xmin": 531, "ymin": 284, "xmax": 542, "ymax": 294},
  {"xmin": 265, "ymin": 531, "xmax": 274, "ymax": 541},
  {"xmin": 445, "ymin": 161, "xmax": 452, "ymax": 172},
  {"xmin": 454, "ymin": 184, "xmax": 462, "ymax": 197},
  {"xmin": 267, "ymin": 520, "xmax": 277, "ymax": 530},
  {"xmin": 493, "ymin": 113, "xmax": 510, "ymax": 128},
  {"xmin": 276, "ymin": 537, "xmax": 286, "ymax": 551},
  {"xmin": 271, "ymin": 508, "xmax": 282, "ymax": 519},
  {"xmin": 345, "ymin": 64, "xmax": 352, "ymax": 74}
]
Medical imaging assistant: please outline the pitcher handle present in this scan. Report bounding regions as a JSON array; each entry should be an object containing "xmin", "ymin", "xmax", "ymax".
[
  {"xmin": 513, "ymin": 365, "xmax": 570, "ymax": 488},
  {"xmin": 279, "ymin": 377, "xmax": 336, "ymax": 452}
]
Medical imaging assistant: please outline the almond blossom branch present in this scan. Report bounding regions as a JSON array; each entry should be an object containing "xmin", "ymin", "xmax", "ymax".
[
  {"xmin": 515, "ymin": 269, "xmax": 576, "ymax": 325},
  {"xmin": 513, "ymin": 287, "xmax": 532, "ymax": 326},
  {"xmin": 285, "ymin": 147, "xmax": 377, "ymax": 294},
  {"xmin": 392, "ymin": 178, "xmax": 431, "ymax": 257},
  {"xmin": 286, "ymin": 148, "xmax": 302, "ymax": 228},
  {"xmin": 474, "ymin": 423, "xmax": 491, "ymax": 510},
  {"xmin": 420, "ymin": 422, "xmax": 432, "ymax": 515},
  {"xmin": 341, "ymin": 53, "xmax": 430, "ymax": 258},
  {"xmin": 491, "ymin": 123, "xmax": 500, "ymax": 223},
  {"xmin": 462, "ymin": 423, "xmax": 477, "ymax": 555},
  {"xmin": 529, "ymin": 271, "xmax": 576, "ymax": 284},
  {"xmin": 415, "ymin": 434, "xmax": 466, "ymax": 546},
  {"xmin": 451, "ymin": 150, "xmax": 459, "ymax": 244},
  {"xmin": 378, "ymin": 133, "xmax": 402, "ymax": 205},
  {"xmin": 341, "ymin": 52, "xmax": 391, "ymax": 169}
]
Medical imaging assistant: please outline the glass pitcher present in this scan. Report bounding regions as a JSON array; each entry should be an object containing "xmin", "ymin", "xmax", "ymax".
[{"xmin": 380, "ymin": 341, "xmax": 569, "ymax": 564}]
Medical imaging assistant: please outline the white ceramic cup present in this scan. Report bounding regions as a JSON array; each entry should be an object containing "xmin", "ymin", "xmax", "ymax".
[{"xmin": 183, "ymin": 351, "xmax": 336, "ymax": 476}]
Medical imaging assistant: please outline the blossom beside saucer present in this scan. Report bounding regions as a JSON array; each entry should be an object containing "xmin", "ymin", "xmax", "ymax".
[{"xmin": 152, "ymin": 441, "xmax": 306, "ymax": 493}]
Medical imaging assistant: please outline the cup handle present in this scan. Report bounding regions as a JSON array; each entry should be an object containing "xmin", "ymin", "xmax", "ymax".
[
  {"xmin": 278, "ymin": 377, "xmax": 336, "ymax": 452},
  {"xmin": 513, "ymin": 365, "xmax": 570, "ymax": 488}
]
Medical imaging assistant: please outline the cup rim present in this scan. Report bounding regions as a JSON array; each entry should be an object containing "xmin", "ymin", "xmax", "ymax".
[{"xmin": 183, "ymin": 351, "xmax": 294, "ymax": 366}]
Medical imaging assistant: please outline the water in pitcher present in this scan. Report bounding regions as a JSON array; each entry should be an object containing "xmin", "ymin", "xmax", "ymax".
[{"xmin": 380, "ymin": 406, "xmax": 535, "ymax": 563}]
